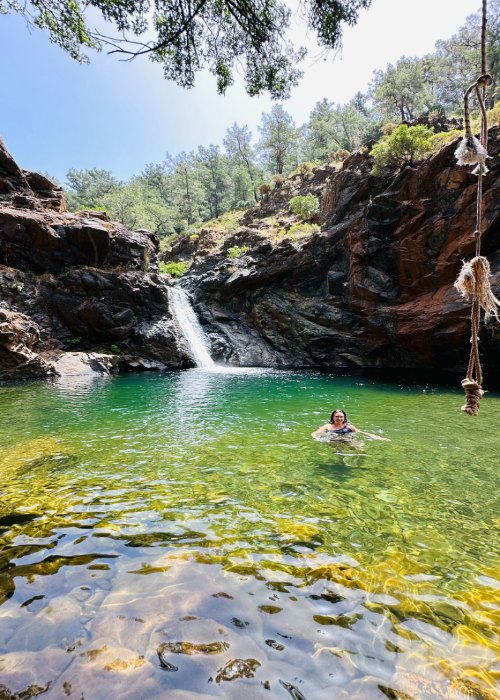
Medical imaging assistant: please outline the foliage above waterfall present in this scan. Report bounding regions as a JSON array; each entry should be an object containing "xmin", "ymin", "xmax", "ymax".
[
  {"xmin": 370, "ymin": 124, "xmax": 435, "ymax": 174},
  {"xmin": 159, "ymin": 261, "xmax": 188, "ymax": 278},
  {"xmin": 289, "ymin": 194, "xmax": 320, "ymax": 222}
]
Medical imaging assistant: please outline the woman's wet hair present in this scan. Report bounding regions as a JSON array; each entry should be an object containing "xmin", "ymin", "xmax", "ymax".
[{"xmin": 329, "ymin": 409, "xmax": 347, "ymax": 424}]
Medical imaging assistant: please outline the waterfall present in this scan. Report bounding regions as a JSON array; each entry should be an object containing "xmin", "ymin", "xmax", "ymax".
[{"xmin": 168, "ymin": 287, "xmax": 215, "ymax": 368}]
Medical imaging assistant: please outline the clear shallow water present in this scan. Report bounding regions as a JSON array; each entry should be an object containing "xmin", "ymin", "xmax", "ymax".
[{"xmin": 0, "ymin": 369, "xmax": 499, "ymax": 700}]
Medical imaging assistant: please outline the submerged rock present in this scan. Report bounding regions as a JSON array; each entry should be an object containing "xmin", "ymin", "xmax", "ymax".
[
  {"xmin": 214, "ymin": 657, "xmax": 261, "ymax": 683},
  {"xmin": 279, "ymin": 680, "xmax": 308, "ymax": 700},
  {"xmin": 0, "ymin": 682, "xmax": 51, "ymax": 699},
  {"xmin": 157, "ymin": 641, "xmax": 229, "ymax": 657}
]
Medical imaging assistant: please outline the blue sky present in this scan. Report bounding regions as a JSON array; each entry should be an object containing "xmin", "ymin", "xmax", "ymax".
[{"xmin": 0, "ymin": 0, "xmax": 480, "ymax": 183}]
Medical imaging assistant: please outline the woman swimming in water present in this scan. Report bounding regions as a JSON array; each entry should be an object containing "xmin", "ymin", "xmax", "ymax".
[{"xmin": 311, "ymin": 409, "xmax": 390, "ymax": 442}]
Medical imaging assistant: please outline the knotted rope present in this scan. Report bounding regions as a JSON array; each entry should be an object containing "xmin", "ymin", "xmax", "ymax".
[{"xmin": 453, "ymin": 0, "xmax": 499, "ymax": 415}]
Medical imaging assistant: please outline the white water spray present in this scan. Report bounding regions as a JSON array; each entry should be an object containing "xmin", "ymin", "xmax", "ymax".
[{"xmin": 168, "ymin": 287, "xmax": 215, "ymax": 368}]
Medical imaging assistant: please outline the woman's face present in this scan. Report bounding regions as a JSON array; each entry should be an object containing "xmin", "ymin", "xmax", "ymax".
[{"xmin": 333, "ymin": 411, "xmax": 345, "ymax": 422}]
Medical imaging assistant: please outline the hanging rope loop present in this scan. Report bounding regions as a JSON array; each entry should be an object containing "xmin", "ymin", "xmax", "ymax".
[
  {"xmin": 476, "ymin": 73, "xmax": 492, "ymax": 89},
  {"xmin": 454, "ymin": 74, "xmax": 491, "ymax": 172}
]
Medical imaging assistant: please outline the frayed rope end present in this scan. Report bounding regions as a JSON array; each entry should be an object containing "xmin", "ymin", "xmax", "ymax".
[
  {"xmin": 461, "ymin": 378, "xmax": 484, "ymax": 416},
  {"xmin": 455, "ymin": 135, "xmax": 489, "ymax": 169},
  {"xmin": 454, "ymin": 256, "xmax": 500, "ymax": 322}
]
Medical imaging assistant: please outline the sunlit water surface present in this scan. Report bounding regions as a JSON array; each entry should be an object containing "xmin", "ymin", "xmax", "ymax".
[{"xmin": 0, "ymin": 370, "xmax": 499, "ymax": 700}]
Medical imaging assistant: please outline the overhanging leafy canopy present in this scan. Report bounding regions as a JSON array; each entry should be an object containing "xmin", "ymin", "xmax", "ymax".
[{"xmin": 0, "ymin": 0, "xmax": 371, "ymax": 97}]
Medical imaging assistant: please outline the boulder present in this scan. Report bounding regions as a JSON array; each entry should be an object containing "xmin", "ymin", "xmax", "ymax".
[
  {"xmin": 0, "ymin": 307, "xmax": 55, "ymax": 379},
  {"xmin": 52, "ymin": 352, "xmax": 119, "ymax": 376}
]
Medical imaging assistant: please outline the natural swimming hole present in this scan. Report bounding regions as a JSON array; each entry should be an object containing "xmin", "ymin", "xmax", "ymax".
[{"xmin": 0, "ymin": 369, "xmax": 499, "ymax": 699}]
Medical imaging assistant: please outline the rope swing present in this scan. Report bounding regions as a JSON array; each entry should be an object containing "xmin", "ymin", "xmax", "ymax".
[{"xmin": 453, "ymin": 0, "xmax": 500, "ymax": 416}]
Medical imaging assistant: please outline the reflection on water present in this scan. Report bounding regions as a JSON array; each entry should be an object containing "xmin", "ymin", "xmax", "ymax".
[
  {"xmin": 51, "ymin": 372, "xmax": 115, "ymax": 395},
  {"xmin": 0, "ymin": 370, "xmax": 499, "ymax": 699}
]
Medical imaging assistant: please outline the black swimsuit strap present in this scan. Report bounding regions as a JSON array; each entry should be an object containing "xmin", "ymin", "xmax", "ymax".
[{"xmin": 330, "ymin": 424, "xmax": 351, "ymax": 434}]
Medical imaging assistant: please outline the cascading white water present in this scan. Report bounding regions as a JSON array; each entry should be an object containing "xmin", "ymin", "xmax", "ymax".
[{"xmin": 168, "ymin": 287, "xmax": 215, "ymax": 368}]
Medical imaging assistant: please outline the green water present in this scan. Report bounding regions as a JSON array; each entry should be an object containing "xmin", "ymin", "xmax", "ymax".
[{"xmin": 0, "ymin": 369, "xmax": 499, "ymax": 699}]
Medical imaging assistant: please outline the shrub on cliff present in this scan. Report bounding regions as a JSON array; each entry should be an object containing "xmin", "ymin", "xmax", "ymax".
[
  {"xmin": 329, "ymin": 149, "xmax": 350, "ymax": 163},
  {"xmin": 289, "ymin": 194, "xmax": 319, "ymax": 222},
  {"xmin": 486, "ymin": 101, "xmax": 500, "ymax": 126},
  {"xmin": 371, "ymin": 124, "xmax": 434, "ymax": 174},
  {"xmin": 227, "ymin": 245, "xmax": 249, "ymax": 259},
  {"xmin": 429, "ymin": 129, "xmax": 463, "ymax": 151},
  {"xmin": 279, "ymin": 222, "xmax": 319, "ymax": 239},
  {"xmin": 259, "ymin": 183, "xmax": 272, "ymax": 199},
  {"xmin": 159, "ymin": 261, "xmax": 188, "ymax": 277}
]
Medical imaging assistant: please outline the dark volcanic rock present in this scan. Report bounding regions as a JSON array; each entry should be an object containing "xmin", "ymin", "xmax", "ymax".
[
  {"xmin": 0, "ymin": 139, "xmax": 31, "ymax": 195},
  {"xmin": 0, "ymin": 140, "xmax": 187, "ymax": 379},
  {"xmin": 0, "ymin": 139, "xmax": 160, "ymax": 276},
  {"xmin": 23, "ymin": 170, "xmax": 66, "ymax": 211},
  {"xmin": 0, "ymin": 206, "xmax": 159, "ymax": 275},
  {"xmin": 44, "ymin": 268, "xmax": 184, "ymax": 365}
]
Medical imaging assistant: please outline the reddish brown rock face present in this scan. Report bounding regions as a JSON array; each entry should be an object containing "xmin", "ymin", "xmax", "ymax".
[{"xmin": 178, "ymin": 127, "xmax": 499, "ymax": 380}]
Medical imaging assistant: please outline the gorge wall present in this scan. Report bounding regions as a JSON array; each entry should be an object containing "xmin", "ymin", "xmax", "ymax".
[
  {"xmin": 170, "ymin": 128, "xmax": 500, "ymax": 382},
  {"xmin": 1, "ymin": 129, "xmax": 499, "ymax": 383}
]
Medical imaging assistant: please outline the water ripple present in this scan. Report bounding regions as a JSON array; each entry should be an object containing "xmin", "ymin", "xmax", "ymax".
[{"xmin": 0, "ymin": 371, "xmax": 498, "ymax": 698}]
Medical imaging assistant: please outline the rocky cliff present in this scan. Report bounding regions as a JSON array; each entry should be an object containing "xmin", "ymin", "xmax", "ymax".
[
  {"xmin": 1, "ymin": 129, "xmax": 499, "ymax": 383},
  {"xmin": 0, "ymin": 139, "xmax": 188, "ymax": 379},
  {"xmin": 166, "ymin": 128, "xmax": 500, "ymax": 382}
]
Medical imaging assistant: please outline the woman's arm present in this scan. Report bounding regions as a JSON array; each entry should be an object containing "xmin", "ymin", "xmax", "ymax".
[
  {"xmin": 359, "ymin": 429, "xmax": 391, "ymax": 442},
  {"xmin": 311, "ymin": 424, "xmax": 330, "ymax": 438},
  {"xmin": 349, "ymin": 422, "xmax": 390, "ymax": 441}
]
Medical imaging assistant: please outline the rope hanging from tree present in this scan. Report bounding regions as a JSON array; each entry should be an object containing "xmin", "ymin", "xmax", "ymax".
[{"xmin": 453, "ymin": 0, "xmax": 500, "ymax": 416}]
